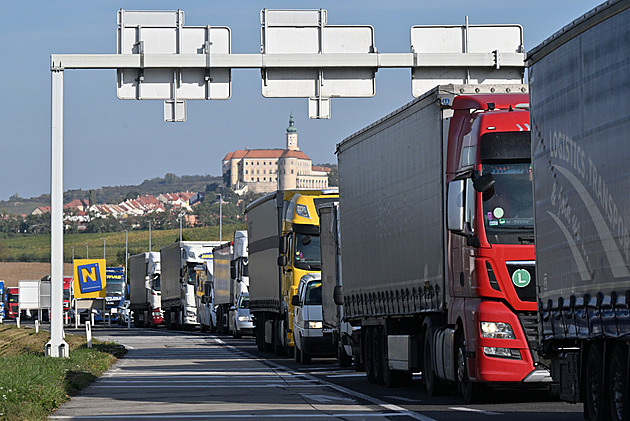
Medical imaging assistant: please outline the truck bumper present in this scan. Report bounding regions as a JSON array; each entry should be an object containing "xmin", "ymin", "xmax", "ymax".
[
  {"xmin": 302, "ymin": 331, "xmax": 336, "ymax": 357},
  {"xmin": 471, "ymin": 300, "xmax": 549, "ymax": 383}
]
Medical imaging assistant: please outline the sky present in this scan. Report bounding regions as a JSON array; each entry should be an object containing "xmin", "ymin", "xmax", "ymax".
[{"xmin": 0, "ymin": 0, "xmax": 603, "ymax": 202}]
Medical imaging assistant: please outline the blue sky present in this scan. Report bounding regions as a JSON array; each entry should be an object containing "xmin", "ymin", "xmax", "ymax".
[{"xmin": 0, "ymin": 1, "xmax": 602, "ymax": 202}]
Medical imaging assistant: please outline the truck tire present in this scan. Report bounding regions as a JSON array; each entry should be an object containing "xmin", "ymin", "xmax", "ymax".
[
  {"xmin": 256, "ymin": 322, "xmax": 265, "ymax": 352},
  {"xmin": 365, "ymin": 327, "xmax": 376, "ymax": 383},
  {"xmin": 165, "ymin": 311, "xmax": 173, "ymax": 330},
  {"xmin": 373, "ymin": 327, "xmax": 385, "ymax": 385},
  {"xmin": 338, "ymin": 343, "xmax": 352, "ymax": 368},
  {"xmin": 456, "ymin": 331, "xmax": 485, "ymax": 403},
  {"xmin": 200, "ymin": 323, "xmax": 208, "ymax": 333},
  {"xmin": 585, "ymin": 344, "xmax": 608, "ymax": 421},
  {"xmin": 608, "ymin": 344, "xmax": 628, "ymax": 421}
]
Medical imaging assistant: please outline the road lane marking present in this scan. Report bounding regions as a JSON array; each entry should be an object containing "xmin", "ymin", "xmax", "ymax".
[{"xmin": 450, "ymin": 407, "xmax": 502, "ymax": 415}]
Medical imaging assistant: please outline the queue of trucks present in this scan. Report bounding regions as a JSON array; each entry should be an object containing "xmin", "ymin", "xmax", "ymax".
[{"xmin": 2, "ymin": 2, "xmax": 626, "ymax": 419}]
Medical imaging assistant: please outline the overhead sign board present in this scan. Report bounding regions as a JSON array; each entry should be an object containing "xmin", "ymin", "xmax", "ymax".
[
  {"xmin": 73, "ymin": 259, "xmax": 107, "ymax": 299},
  {"xmin": 260, "ymin": 9, "xmax": 376, "ymax": 118},
  {"xmin": 410, "ymin": 24, "xmax": 525, "ymax": 97},
  {"xmin": 116, "ymin": 9, "xmax": 231, "ymax": 119}
]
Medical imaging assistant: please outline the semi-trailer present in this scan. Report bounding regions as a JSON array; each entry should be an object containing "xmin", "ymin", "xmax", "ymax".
[
  {"xmin": 212, "ymin": 230, "xmax": 251, "ymax": 336},
  {"xmin": 128, "ymin": 252, "xmax": 164, "ymax": 327},
  {"xmin": 161, "ymin": 241, "xmax": 221, "ymax": 330},
  {"xmin": 245, "ymin": 189, "xmax": 338, "ymax": 355},
  {"xmin": 336, "ymin": 83, "xmax": 548, "ymax": 401},
  {"xmin": 318, "ymin": 202, "xmax": 354, "ymax": 367},
  {"xmin": 527, "ymin": 1, "xmax": 630, "ymax": 419}
]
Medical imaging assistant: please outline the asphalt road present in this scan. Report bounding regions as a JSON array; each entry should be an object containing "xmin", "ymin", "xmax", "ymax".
[{"xmin": 46, "ymin": 324, "xmax": 583, "ymax": 421}]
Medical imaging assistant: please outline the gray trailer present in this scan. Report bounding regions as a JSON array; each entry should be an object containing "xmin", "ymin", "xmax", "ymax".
[
  {"xmin": 336, "ymin": 83, "xmax": 544, "ymax": 399},
  {"xmin": 245, "ymin": 191, "xmax": 283, "ymax": 351},
  {"xmin": 528, "ymin": 1, "xmax": 630, "ymax": 419},
  {"xmin": 160, "ymin": 241, "xmax": 220, "ymax": 330},
  {"xmin": 128, "ymin": 252, "xmax": 162, "ymax": 327}
]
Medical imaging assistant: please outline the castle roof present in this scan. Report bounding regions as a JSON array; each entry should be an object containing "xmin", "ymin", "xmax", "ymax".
[{"xmin": 223, "ymin": 149, "xmax": 310, "ymax": 161}]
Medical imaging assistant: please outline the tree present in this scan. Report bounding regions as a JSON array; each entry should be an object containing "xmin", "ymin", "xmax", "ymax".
[{"xmin": 164, "ymin": 173, "xmax": 178, "ymax": 184}]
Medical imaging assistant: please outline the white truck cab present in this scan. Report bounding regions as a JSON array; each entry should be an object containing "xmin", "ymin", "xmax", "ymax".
[{"xmin": 292, "ymin": 273, "xmax": 335, "ymax": 364}]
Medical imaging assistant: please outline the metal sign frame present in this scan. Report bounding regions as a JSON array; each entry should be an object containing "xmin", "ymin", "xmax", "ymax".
[{"xmin": 46, "ymin": 8, "xmax": 525, "ymax": 357}]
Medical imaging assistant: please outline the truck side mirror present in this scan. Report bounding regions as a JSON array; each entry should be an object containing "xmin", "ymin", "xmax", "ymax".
[
  {"xmin": 333, "ymin": 285, "xmax": 343, "ymax": 306},
  {"xmin": 277, "ymin": 255, "xmax": 288, "ymax": 267},
  {"xmin": 447, "ymin": 179, "xmax": 465, "ymax": 233},
  {"xmin": 291, "ymin": 295, "xmax": 300, "ymax": 306},
  {"xmin": 472, "ymin": 172, "xmax": 494, "ymax": 200},
  {"xmin": 278, "ymin": 236, "xmax": 288, "ymax": 254}
]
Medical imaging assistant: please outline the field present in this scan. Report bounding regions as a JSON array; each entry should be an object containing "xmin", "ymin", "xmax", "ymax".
[
  {"xmin": 0, "ymin": 262, "xmax": 74, "ymax": 287},
  {"xmin": 0, "ymin": 223, "xmax": 246, "ymax": 285}
]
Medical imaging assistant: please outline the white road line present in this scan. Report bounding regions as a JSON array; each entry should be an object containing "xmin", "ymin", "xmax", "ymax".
[
  {"xmin": 86, "ymin": 384, "xmax": 331, "ymax": 388},
  {"xmin": 50, "ymin": 412, "xmax": 424, "ymax": 419},
  {"xmin": 214, "ymin": 337, "xmax": 438, "ymax": 421},
  {"xmin": 325, "ymin": 373, "xmax": 367, "ymax": 378},
  {"xmin": 450, "ymin": 406, "xmax": 502, "ymax": 415}
]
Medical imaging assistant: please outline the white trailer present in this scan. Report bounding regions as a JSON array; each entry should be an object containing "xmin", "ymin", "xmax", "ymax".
[{"xmin": 161, "ymin": 241, "xmax": 220, "ymax": 330}]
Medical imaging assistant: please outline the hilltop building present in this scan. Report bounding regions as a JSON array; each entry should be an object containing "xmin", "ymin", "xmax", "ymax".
[{"xmin": 222, "ymin": 114, "xmax": 330, "ymax": 194}]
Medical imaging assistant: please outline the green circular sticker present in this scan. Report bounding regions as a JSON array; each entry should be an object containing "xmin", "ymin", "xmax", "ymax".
[{"xmin": 512, "ymin": 269, "xmax": 531, "ymax": 288}]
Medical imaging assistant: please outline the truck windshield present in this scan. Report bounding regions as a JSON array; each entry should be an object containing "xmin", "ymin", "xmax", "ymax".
[
  {"xmin": 153, "ymin": 274, "xmax": 161, "ymax": 291},
  {"xmin": 294, "ymin": 233, "xmax": 321, "ymax": 270},
  {"xmin": 106, "ymin": 281, "xmax": 125, "ymax": 296},
  {"xmin": 305, "ymin": 281, "xmax": 322, "ymax": 305},
  {"xmin": 241, "ymin": 260, "xmax": 249, "ymax": 277},
  {"xmin": 239, "ymin": 296, "xmax": 250, "ymax": 309},
  {"xmin": 480, "ymin": 131, "xmax": 533, "ymax": 244}
]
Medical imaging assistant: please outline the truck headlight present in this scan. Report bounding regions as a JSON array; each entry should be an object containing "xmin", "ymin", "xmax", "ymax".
[
  {"xmin": 480, "ymin": 321, "xmax": 515, "ymax": 339},
  {"xmin": 187, "ymin": 311, "xmax": 196, "ymax": 317},
  {"xmin": 296, "ymin": 204, "xmax": 310, "ymax": 219},
  {"xmin": 308, "ymin": 321, "xmax": 323, "ymax": 329},
  {"xmin": 238, "ymin": 316, "xmax": 250, "ymax": 322},
  {"xmin": 483, "ymin": 347, "xmax": 521, "ymax": 359}
]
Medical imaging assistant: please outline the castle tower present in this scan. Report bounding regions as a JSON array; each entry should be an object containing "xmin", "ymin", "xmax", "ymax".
[{"xmin": 286, "ymin": 113, "xmax": 299, "ymax": 151}]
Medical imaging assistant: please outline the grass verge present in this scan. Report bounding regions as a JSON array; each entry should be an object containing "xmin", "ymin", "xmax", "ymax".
[{"xmin": 0, "ymin": 324, "xmax": 125, "ymax": 420}]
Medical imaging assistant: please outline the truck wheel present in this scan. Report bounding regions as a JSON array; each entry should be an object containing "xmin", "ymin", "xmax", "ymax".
[
  {"xmin": 585, "ymin": 344, "xmax": 608, "ymax": 421},
  {"xmin": 608, "ymin": 344, "xmax": 628, "ymax": 421},
  {"xmin": 133, "ymin": 314, "xmax": 142, "ymax": 328},
  {"xmin": 338, "ymin": 343, "xmax": 352, "ymax": 368},
  {"xmin": 165, "ymin": 311, "xmax": 172, "ymax": 330},
  {"xmin": 372, "ymin": 327, "xmax": 385, "ymax": 385},
  {"xmin": 256, "ymin": 323, "xmax": 265, "ymax": 352},
  {"xmin": 200, "ymin": 323, "xmax": 208, "ymax": 333},
  {"xmin": 365, "ymin": 327, "xmax": 376, "ymax": 383},
  {"xmin": 424, "ymin": 327, "xmax": 448, "ymax": 396},
  {"xmin": 456, "ymin": 332, "xmax": 485, "ymax": 403}
]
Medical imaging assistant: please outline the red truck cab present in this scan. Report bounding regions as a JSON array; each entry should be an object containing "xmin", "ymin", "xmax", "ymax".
[
  {"xmin": 445, "ymin": 94, "xmax": 546, "ymax": 400},
  {"xmin": 6, "ymin": 287, "xmax": 19, "ymax": 319}
]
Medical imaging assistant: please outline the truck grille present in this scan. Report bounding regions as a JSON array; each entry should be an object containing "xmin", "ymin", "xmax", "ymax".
[{"xmin": 517, "ymin": 311, "xmax": 540, "ymax": 357}]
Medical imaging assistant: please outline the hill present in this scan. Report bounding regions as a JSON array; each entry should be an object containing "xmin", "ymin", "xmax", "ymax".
[{"xmin": 0, "ymin": 173, "xmax": 223, "ymax": 215}]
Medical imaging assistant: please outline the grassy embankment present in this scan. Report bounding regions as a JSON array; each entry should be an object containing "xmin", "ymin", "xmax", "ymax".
[
  {"xmin": 0, "ymin": 324, "xmax": 125, "ymax": 420},
  {"xmin": 0, "ymin": 223, "xmax": 246, "ymax": 265}
]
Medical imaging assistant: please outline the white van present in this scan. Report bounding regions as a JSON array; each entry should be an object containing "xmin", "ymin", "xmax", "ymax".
[{"xmin": 292, "ymin": 273, "xmax": 335, "ymax": 364}]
